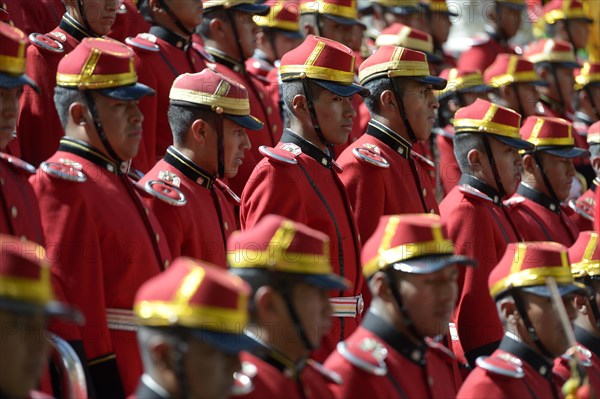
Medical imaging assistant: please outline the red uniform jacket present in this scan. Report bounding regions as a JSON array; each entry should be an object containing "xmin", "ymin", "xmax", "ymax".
[
  {"xmin": 245, "ymin": 51, "xmax": 275, "ymax": 80},
  {"xmin": 129, "ymin": 28, "xmax": 208, "ymax": 172},
  {"xmin": 30, "ymin": 138, "xmax": 172, "ymax": 397},
  {"xmin": 139, "ymin": 147, "xmax": 236, "ymax": 268},
  {"xmin": 232, "ymin": 351, "xmax": 338, "ymax": 399},
  {"xmin": 439, "ymin": 177, "xmax": 521, "ymax": 365},
  {"xmin": 207, "ymin": 48, "xmax": 283, "ymax": 196},
  {"xmin": 324, "ymin": 312, "xmax": 460, "ymax": 399},
  {"xmin": 240, "ymin": 129, "xmax": 363, "ymax": 361},
  {"xmin": 595, "ymin": 188, "xmax": 600, "ymax": 232},
  {"xmin": 457, "ymin": 335, "xmax": 563, "ymax": 398},
  {"xmin": 0, "ymin": 152, "xmax": 44, "ymax": 244},
  {"xmin": 553, "ymin": 327, "xmax": 600, "ymax": 397},
  {"xmin": 435, "ymin": 125, "xmax": 461, "ymax": 197},
  {"xmin": 337, "ymin": 119, "xmax": 439, "ymax": 243},
  {"xmin": 568, "ymin": 182, "xmax": 597, "ymax": 232},
  {"xmin": 16, "ymin": 14, "xmax": 90, "ymax": 167},
  {"xmin": 457, "ymin": 33, "xmax": 515, "ymax": 75},
  {"xmin": 3, "ymin": 0, "xmax": 63, "ymax": 35},
  {"xmin": 507, "ymin": 184, "xmax": 579, "ymax": 246}
]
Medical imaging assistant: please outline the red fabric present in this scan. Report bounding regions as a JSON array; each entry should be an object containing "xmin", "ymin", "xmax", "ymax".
[
  {"xmin": 553, "ymin": 347, "xmax": 600, "ymax": 397},
  {"xmin": 324, "ymin": 326, "xmax": 459, "ymax": 399},
  {"xmin": 2, "ymin": 0, "xmax": 64, "ymax": 35},
  {"xmin": 457, "ymin": 37, "xmax": 514, "ymax": 75},
  {"xmin": 436, "ymin": 128, "xmax": 461, "ymax": 197},
  {"xmin": 234, "ymin": 352, "xmax": 335, "ymax": 399},
  {"xmin": 131, "ymin": 37, "xmax": 207, "ymax": 172},
  {"xmin": 439, "ymin": 185, "xmax": 520, "ymax": 359},
  {"xmin": 212, "ymin": 63, "xmax": 282, "ymax": 196},
  {"xmin": 30, "ymin": 150, "xmax": 172, "ymax": 395},
  {"xmin": 508, "ymin": 194, "xmax": 579, "ymax": 246},
  {"xmin": 245, "ymin": 57, "xmax": 274, "ymax": 80},
  {"xmin": 595, "ymin": 188, "xmax": 600, "ymax": 232},
  {"xmin": 16, "ymin": 27, "xmax": 78, "ymax": 167},
  {"xmin": 140, "ymin": 158, "xmax": 235, "ymax": 268},
  {"xmin": 108, "ymin": 2, "xmax": 150, "ymax": 43},
  {"xmin": 240, "ymin": 144, "xmax": 363, "ymax": 361},
  {"xmin": 456, "ymin": 349, "xmax": 561, "ymax": 398}
]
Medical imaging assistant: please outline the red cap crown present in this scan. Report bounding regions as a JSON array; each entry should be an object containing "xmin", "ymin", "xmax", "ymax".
[
  {"xmin": 570, "ymin": 231, "xmax": 600, "ymax": 278},
  {"xmin": 453, "ymin": 98, "xmax": 522, "ymax": 139},
  {"xmin": 255, "ymin": 0, "xmax": 301, "ymax": 31},
  {"xmin": 575, "ymin": 62, "xmax": 600, "ymax": 90},
  {"xmin": 588, "ymin": 121, "xmax": 600, "ymax": 145},
  {"xmin": 489, "ymin": 242, "xmax": 581, "ymax": 298},
  {"xmin": 134, "ymin": 257, "xmax": 251, "ymax": 332},
  {"xmin": 520, "ymin": 116, "xmax": 575, "ymax": 147},
  {"xmin": 525, "ymin": 39, "xmax": 579, "ymax": 66},
  {"xmin": 543, "ymin": 0, "xmax": 591, "ymax": 24},
  {"xmin": 485, "ymin": 54, "xmax": 543, "ymax": 87},
  {"xmin": 300, "ymin": 0, "xmax": 358, "ymax": 20},
  {"xmin": 0, "ymin": 21, "xmax": 26, "ymax": 76},
  {"xmin": 375, "ymin": 23, "xmax": 434, "ymax": 54}
]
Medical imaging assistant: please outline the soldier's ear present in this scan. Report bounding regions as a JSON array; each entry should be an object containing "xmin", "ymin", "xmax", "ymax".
[
  {"xmin": 302, "ymin": 22, "xmax": 315, "ymax": 37},
  {"xmin": 521, "ymin": 153, "xmax": 536, "ymax": 174},
  {"xmin": 209, "ymin": 17, "xmax": 225, "ymax": 38},
  {"xmin": 69, "ymin": 102, "xmax": 88, "ymax": 127},
  {"xmin": 380, "ymin": 90, "xmax": 396, "ymax": 111},
  {"xmin": 291, "ymin": 94, "xmax": 310, "ymax": 120},
  {"xmin": 574, "ymin": 294, "xmax": 588, "ymax": 315},
  {"xmin": 370, "ymin": 272, "xmax": 392, "ymax": 301},
  {"xmin": 254, "ymin": 286, "xmax": 281, "ymax": 322},
  {"xmin": 191, "ymin": 119, "xmax": 208, "ymax": 143},
  {"xmin": 591, "ymin": 156, "xmax": 600, "ymax": 175},
  {"xmin": 466, "ymin": 148, "xmax": 482, "ymax": 170}
]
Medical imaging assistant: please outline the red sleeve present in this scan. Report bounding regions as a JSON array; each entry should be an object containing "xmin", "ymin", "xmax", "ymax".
[
  {"xmin": 456, "ymin": 45, "xmax": 494, "ymax": 75},
  {"xmin": 144, "ymin": 196, "xmax": 185, "ymax": 259}
]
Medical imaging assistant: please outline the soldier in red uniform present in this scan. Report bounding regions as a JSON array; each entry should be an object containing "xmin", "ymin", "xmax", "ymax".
[
  {"xmin": 507, "ymin": 116, "xmax": 586, "ymax": 246},
  {"xmin": 140, "ymin": 69, "xmax": 261, "ymax": 268},
  {"xmin": 420, "ymin": 0, "xmax": 457, "ymax": 72},
  {"xmin": 574, "ymin": 62, "xmax": 600, "ymax": 135},
  {"xmin": 325, "ymin": 214, "xmax": 475, "ymax": 398},
  {"xmin": 569, "ymin": 121, "xmax": 599, "ymax": 231},
  {"xmin": 131, "ymin": 257, "xmax": 258, "ymax": 399},
  {"xmin": 439, "ymin": 99, "xmax": 532, "ymax": 367},
  {"xmin": 228, "ymin": 215, "xmax": 349, "ymax": 399},
  {"xmin": 367, "ymin": 0, "xmax": 424, "ymax": 43},
  {"xmin": 457, "ymin": 241, "xmax": 585, "ymax": 398},
  {"xmin": 0, "ymin": 235, "xmax": 83, "ymax": 399},
  {"xmin": 541, "ymin": 0, "xmax": 592, "ymax": 53},
  {"xmin": 240, "ymin": 35, "xmax": 369, "ymax": 361},
  {"xmin": 127, "ymin": 0, "xmax": 207, "ymax": 173},
  {"xmin": 456, "ymin": 0, "xmax": 525, "ymax": 73},
  {"xmin": 16, "ymin": 0, "xmax": 119, "ymax": 166},
  {"xmin": 337, "ymin": 45, "xmax": 446, "ymax": 244},
  {"xmin": 30, "ymin": 38, "xmax": 172, "ymax": 397}
]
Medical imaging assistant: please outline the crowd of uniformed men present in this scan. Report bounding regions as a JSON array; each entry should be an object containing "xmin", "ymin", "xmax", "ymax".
[{"xmin": 1, "ymin": 0, "xmax": 600, "ymax": 398}]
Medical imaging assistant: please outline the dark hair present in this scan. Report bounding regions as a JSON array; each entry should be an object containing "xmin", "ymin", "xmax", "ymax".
[
  {"xmin": 280, "ymin": 79, "xmax": 325, "ymax": 121},
  {"xmin": 453, "ymin": 132, "xmax": 485, "ymax": 173},
  {"xmin": 197, "ymin": 7, "xmax": 228, "ymax": 39},
  {"xmin": 167, "ymin": 103, "xmax": 216, "ymax": 146},
  {"xmin": 53, "ymin": 86, "xmax": 87, "ymax": 129}
]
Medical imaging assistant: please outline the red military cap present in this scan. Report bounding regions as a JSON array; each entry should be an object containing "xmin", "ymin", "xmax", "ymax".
[
  {"xmin": 588, "ymin": 121, "xmax": 600, "ymax": 146},
  {"xmin": 170, "ymin": 69, "xmax": 264, "ymax": 131},
  {"xmin": 227, "ymin": 214, "xmax": 349, "ymax": 290},
  {"xmin": 575, "ymin": 62, "xmax": 600, "ymax": 91},
  {"xmin": 375, "ymin": 23, "xmax": 440, "ymax": 63},
  {"xmin": 0, "ymin": 21, "xmax": 37, "ymax": 90},
  {"xmin": 489, "ymin": 241, "xmax": 586, "ymax": 299},
  {"xmin": 361, "ymin": 214, "xmax": 475, "ymax": 278},
  {"xmin": 543, "ymin": 0, "xmax": 593, "ymax": 24},
  {"xmin": 279, "ymin": 34, "xmax": 369, "ymax": 97},
  {"xmin": 570, "ymin": 231, "xmax": 600, "ymax": 280},
  {"xmin": 134, "ymin": 257, "xmax": 259, "ymax": 355},
  {"xmin": 202, "ymin": 0, "xmax": 270, "ymax": 15},
  {"xmin": 300, "ymin": 0, "xmax": 362, "ymax": 25},
  {"xmin": 0, "ymin": 235, "xmax": 82, "ymax": 322},
  {"xmin": 436, "ymin": 68, "xmax": 489, "ymax": 101},
  {"xmin": 525, "ymin": 38, "xmax": 581, "ymax": 69},
  {"xmin": 520, "ymin": 115, "xmax": 588, "ymax": 158},
  {"xmin": 420, "ymin": 0, "xmax": 457, "ymax": 16},
  {"xmin": 453, "ymin": 98, "xmax": 532, "ymax": 150},
  {"xmin": 359, "ymin": 45, "xmax": 446, "ymax": 89},
  {"xmin": 484, "ymin": 54, "xmax": 547, "ymax": 88},
  {"xmin": 254, "ymin": 0, "xmax": 303, "ymax": 39},
  {"xmin": 372, "ymin": 0, "xmax": 421, "ymax": 15},
  {"xmin": 56, "ymin": 37, "xmax": 154, "ymax": 100}
]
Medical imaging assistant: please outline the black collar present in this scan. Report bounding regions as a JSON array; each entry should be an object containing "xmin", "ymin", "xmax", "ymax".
[
  {"xmin": 258, "ymin": 346, "xmax": 306, "ymax": 381},
  {"xmin": 59, "ymin": 13, "xmax": 97, "ymax": 42},
  {"xmin": 362, "ymin": 311, "xmax": 427, "ymax": 366},
  {"xmin": 58, "ymin": 137, "xmax": 129, "ymax": 175},
  {"xmin": 281, "ymin": 129, "xmax": 339, "ymax": 170},
  {"xmin": 517, "ymin": 183, "xmax": 561, "ymax": 214},
  {"xmin": 164, "ymin": 146, "xmax": 214, "ymax": 189},
  {"xmin": 206, "ymin": 47, "xmax": 244, "ymax": 73},
  {"xmin": 575, "ymin": 325, "xmax": 600, "ymax": 358},
  {"xmin": 366, "ymin": 119, "xmax": 412, "ymax": 160},
  {"xmin": 539, "ymin": 93, "xmax": 566, "ymax": 116},
  {"xmin": 499, "ymin": 335, "xmax": 554, "ymax": 380},
  {"xmin": 149, "ymin": 25, "xmax": 189, "ymax": 49},
  {"xmin": 459, "ymin": 174, "xmax": 504, "ymax": 206}
]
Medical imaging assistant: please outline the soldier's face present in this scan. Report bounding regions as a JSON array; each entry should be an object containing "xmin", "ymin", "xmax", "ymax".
[
  {"xmin": 565, "ymin": 20, "xmax": 590, "ymax": 50},
  {"xmin": 0, "ymin": 87, "xmax": 22, "ymax": 150},
  {"xmin": 0, "ymin": 310, "xmax": 50, "ymax": 399},
  {"xmin": 287, "ymin": 282, "xmax": 333, "ymax": 349},
  {"xmin": 402, "ymin": 80, "xmax": 439, "ymax": 142},
  {"xmin": 79, "ymin": 0, "xmax": 119, "ymax": 36},
  {"xmin": 222, "ymin": 119, "xmax": 251, "ymax": 179},
  {"xmin": 90, "ymin": 93, "xmax": 144, "ymax": 161},
  {"xmin": 313, "ymin": 89, "xmax": 357, "ymax": 146},
  {"xmin": 165, "ymin": 0, "xmax": 203, "ymax": 32},
  {"xmin": 532, "ymin": 152, "xmax": 576, "ymax": 201},
  {"xmin": 429, "ymin": 13, "xmax": 452, "ymax": 44},
  {"xmin": 497, "ymin": 4, "xmax": 522, "ymax": 39},
  {"xmin": 233, "ymin": 11, "xmax": 260, "ymax": 60},
  {"xmin": 514, "ymin": 83, "xmax": 540, "ymax": 117},
  {"xmin": 480, "ymin": 137, "xmax": 523, "ymax": 196},
  {"xmin": 547, "ymin": 66, "xmax": 576, "ymax": 108},
  {"xmin": 396, "ymin": 265, "xmax": 459, "ymax": 337},
  {"xmin": 319, "ymin": 16, "xmax": 355, "ymax": 48}
]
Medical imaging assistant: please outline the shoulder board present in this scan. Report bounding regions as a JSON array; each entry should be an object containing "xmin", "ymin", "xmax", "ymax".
[
  {"xmin": 191, "ymin": 42, "xmax": 216, "ymax": 63},
  {"xmin": 214, "ymin": 178, "xmax": 241, "ymax": 206},
  {"xmin": 126, "ymin": 33, "xmax": 160, "ymax": 52},
  {"xmin": 306, "ymin": 359, "xmax": 343, "ymax": 385},
  {"xmin": 562, "ymin": 345, "xmax": 593, "ymax": 368},
  {"xmin": 40, "ymin": 159, "xmax": 86, "ymax": 182},
  {"xmin": 568, "ymin": 197, "xmax": 595, "ymax": 222},
  {"xmin": 425, "ymin": 338, "xmax": 456, "ymax": 361},
  {"xmin": 336, "ymin": 338, "xmax": 388, "ymax": 376},
  {"xmin": 230, "ymin": 361, "xmax": 256, "ymax": 396},
  {"xmin": 143, "ymin": 179, "xmax": 187, "ymax": 206},
  {"xmin": 503, "ymin": 196, "xmax": 526, "ymax": 208},
  {"xmin": 475, "ymin": 354, "xmax": 525, "ymax": 379},
  {"xmin": 259, "ymin": 144, "xmax": 299, "ymax": 165},
  {"xmin": 0, "ymin": 152, "xmax": 36, "ymax": 174},
  {"xmin": 28, "ymin": 32, "xmax": 64, "ymax": 54},
  {"xmin": 459, "ymin": 184, "xmax": 493, "ymax": 203},
  {"xmin": 249, "ymin": 58, "xmax": 274, "ymax": 74},
  {"xmin": 352, "ymin": 144, "xmax": 389, "ymax": 168}
]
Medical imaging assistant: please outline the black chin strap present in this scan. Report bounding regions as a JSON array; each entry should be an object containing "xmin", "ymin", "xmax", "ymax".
[
  {"xmin": 584, "ymin": 86, "xmax": 600, "ymax": 121},
  {"xmin": 481, "ymin": 135, "xmax": 507, "ymax": 198},
  {"xmin": 390, "ymin": 77, "xmax": 417, "ymax": 143},
  {"xmin": 157, "ymin": 0, "xmax": 193, "ymax": 37},
  {"xmin": 280, "ymin": 289, "xmax": 315, "ymax": 352},
  {"xmin": 300, "ymin": 78, "xmax": 334, "ymax": 155},
  {"xmin": 313, "ymin": 12, "xmax": 322, "ymax": 36},
  {"xmin": 385, "ymin": 270, "xmax": 423, "ymax": 342},
  {"xmin": 172, "ymin": 329, "xmax": 190, "ymax": 399},
  {"xmin": 549, "ymin": 63, "xmax": 568, "ymax": 114},
  {"xmin": 76, "ymin": 0, "xmax": 94, "ymax": 34},
  {"xmin": 510, "ymin": 288, "xmax": 555, "ymax": 359},
  {"xmin": 532, "ymin": 151, "xmax": 560, "ymax": 203},
  {"xmin": 513, "ymin": 83, "xmax": 526, "ymax": 117},
  {"xmin": 226, "ymin": 9, "xmax": 247, "ymax": 70}
]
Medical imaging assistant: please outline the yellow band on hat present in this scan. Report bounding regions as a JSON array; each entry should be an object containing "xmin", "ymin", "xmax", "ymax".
[
  {"xmin": 0, "ymin": 269, "xmax": 53, "ymax": 306},
  {"xmin": 528, "ymin": 50, "xmax": 578, "ymax": 65},
  {"xmin": 57, "ymin": 52, "xmax": 138, "ymax": 89},
  {"xmin": 280, "ymin": 64, "xmax": 355, "ymax": 83},
  {"xmin": 454, "ymin": 118, "xmax": 520, "ymax": 138},
  {"xmin": 373, "ymin": 0, "xmax": 419, "ymax": 7},
  {"xmin": 575, "ymin": 73, "xmax": 600, "ymax": 90},
  {"xmin": 375, "ymin": 34, "xmax": 433, "ymax": 53},
  {"xmin": 169, "ymin": 88, "xmax": 252, "ymax": 116},
  {"xmin": 254, "ymin": 15, "xmax": 300, "ymax": 31},
  {"xmin": 428, "ymin": 2, "xmax": 450, "ymax": 12},
  {"xmin": 0, "ymin": 54, "xmax": 26, "ymax": 76},
  {"xmin": 490, "ymin": 266, "xmax": 578, "ymax": 297},
  {"xmin": 300, "ymin": 0, "xmax": 358, "ymax": 19},
  {"xmin": 572, "ymin": 261, "xmax": 600, "ymax": 278},
  {"xmin": 359, "ymin": 60, "xmax": 431, "ymax": 84},
  {"xmin": 488, "ymin": 71, "xmax": 541, "ymax": 88},
  {"xmin": 544, "ymin": 8, "xmax": 589, "ymax": 24},
  {"xmin": 527, "ymin": 117, "xmax": 574, "ymax": 147}
]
